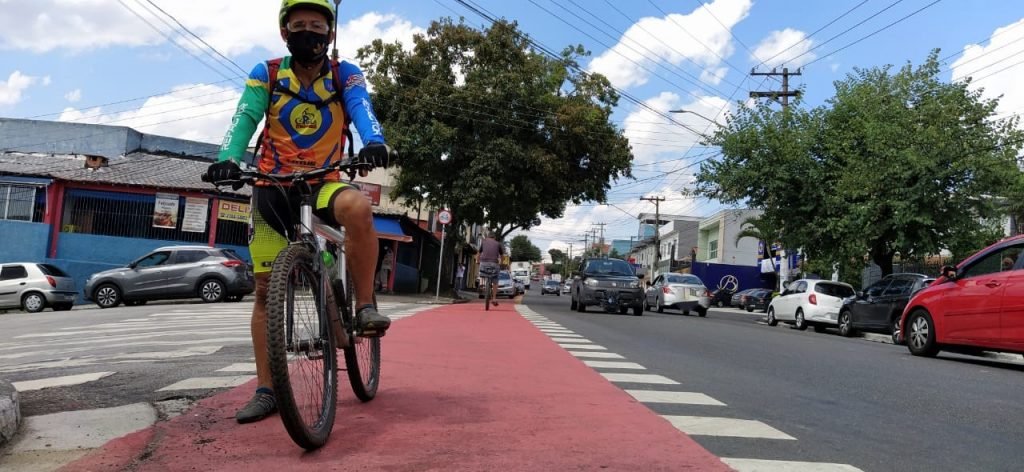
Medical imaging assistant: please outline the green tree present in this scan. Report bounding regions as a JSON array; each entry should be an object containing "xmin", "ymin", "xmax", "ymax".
[
  {"xmin": 510, "ymin": 234, "xmax": 542, "ymax": 262},
  {"xmin": 697, "ymin": 51, "xmax": 1024, "ymax": 276},
  {"xmin": 358, "ymin": 18, "xmax": 634, "ymax": 240},
  {"xmin": 548, "ymin": 248, "xmax": 566, "ymax": 264},
  {"xmin": 608, "ymin": 248, "xmax": 622, "ymax": 259}
]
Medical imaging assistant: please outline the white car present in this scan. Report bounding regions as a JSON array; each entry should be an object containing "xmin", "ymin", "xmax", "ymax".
[
  {"xmin": 767, "ymin": 279, "xmax": 856, "ymax": 332},
  {"xmin": 643, "ymin": 273, "xmax": 711, "ymax": 317}
]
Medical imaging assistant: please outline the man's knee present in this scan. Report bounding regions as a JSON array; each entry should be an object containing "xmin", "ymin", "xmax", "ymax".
[{"xmin": 332, "ymin": 189, "xmax": 372, "ymax": 226}]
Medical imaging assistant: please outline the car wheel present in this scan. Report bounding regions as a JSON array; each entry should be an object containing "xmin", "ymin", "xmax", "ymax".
[
  {"xmin": 716, "ymin": 300, "xmax": 724, "ymax": 308},
  {"xmin": 891, "ymin": 316, "xmax": 904, "ymax": 345},
  {"xmin": 52, "ymin": 302, "xmax": 74, "ymax": 311},
  {"xmin": 696, "ymin": 307, "xmax": 707, "ymax": 318},
  {"xmin": 21, "ymin": 293, "xmax": 46, "ymax": 313},
  {"xmin": 633, "ymin": 305, "xmax": 643, "ymax": 316},
  {"xmin": 794, "ymin": 309, "xmax": 808, "ymax": 331},
  {"xmin": 94, "ymin": 284, "xmax": 121, "ymax": 309},
  {"xmin": 657, "ymin": 298, "xmax": 664, "ymax": 313},
  {"xmin": 746, "ymin": 306, "xmax": 754, "ymax": 313},
  {"xmin": 906, "ymin": 310, "xmax": 939, "ymax": 357},
  {"xmin": 199, "ymin": 279, "xmax": 226, "ymax": 303},
  {"xmin": 838, "ymin": 310, "xmax": 855, "ymax": 337},
  {"xmin": 767, "ymin": 307, "xmax": 778, "ymax": 326},
  {"xmin": 813, "ymin": 325, "xmax": 828, "ymax": 333},
  {"xmin": 557, "ymin": 292, "xmax": 561, "ymax": 297}
]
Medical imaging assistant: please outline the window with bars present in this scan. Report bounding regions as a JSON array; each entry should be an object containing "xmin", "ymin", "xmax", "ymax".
[
  {"xmin": 708, "ymin": 239, "xmax": 719, "ymax": 260},
  {"xmin": 0, "ymin": 184, "xmax": 44, "ymax": 222}
]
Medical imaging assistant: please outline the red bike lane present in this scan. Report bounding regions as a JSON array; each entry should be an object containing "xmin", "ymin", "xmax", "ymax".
[{"xmin": 65, "ymin": 302, "xmax": 730, "ymax": 471}]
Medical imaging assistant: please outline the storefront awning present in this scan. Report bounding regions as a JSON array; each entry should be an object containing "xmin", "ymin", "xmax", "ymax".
[{"xmin": 374, "ymin": 216, "xmax": 412, "ymax": 243}]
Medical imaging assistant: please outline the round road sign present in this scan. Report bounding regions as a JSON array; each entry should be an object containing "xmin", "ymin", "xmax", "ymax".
[{"xmin": 437, "ymin": 209, "xmax": 453, "ymax": 225}]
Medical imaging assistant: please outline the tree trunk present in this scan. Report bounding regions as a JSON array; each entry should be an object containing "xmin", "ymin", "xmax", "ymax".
[{"xmin": 870, "ymin": 244, "xmax": 895, "ymax": 277}]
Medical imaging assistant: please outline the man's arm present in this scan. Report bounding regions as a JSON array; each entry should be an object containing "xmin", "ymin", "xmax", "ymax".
[
  {"xmin": 218, "ymin": 63, "xmax": 270, "ymax": 163},
  {"xmin": 338, "ymin": 61, "xmax": 385, "ymax": 145}
]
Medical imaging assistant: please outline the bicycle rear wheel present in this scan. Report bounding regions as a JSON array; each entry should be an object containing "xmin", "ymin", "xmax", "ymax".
[
  {"xmin": 266, "ymin": 244, "xmax": 337, "ymax": 450},
  {"xmin": 485, "ymin": 279, "xmax": 492, "ymax": 311},
  {"xmin": 340, "ymin": 272, "xmax": 381, "ymax": 402}
]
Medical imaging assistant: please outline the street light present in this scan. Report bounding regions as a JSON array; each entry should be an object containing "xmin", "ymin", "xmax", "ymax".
[{"xmin": 669, "ymin": 109, "xmax": 726, "ymax": 130}]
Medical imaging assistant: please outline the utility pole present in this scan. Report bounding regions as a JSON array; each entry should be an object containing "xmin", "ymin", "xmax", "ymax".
[
  {"xmin": 640, "ymin": 196, "xmax": 665, "ymax": 277},
  {"xmin": 749, "ymin": 67, "xmax": 802, "ymax": 109},
  {"xmin": 593, "ymin": 222, "xmax": 607, "ymax": 257},
  {"xmin": 566, "ymin": 242, "xmax": 574, "ymax": 276},
  {"xmin": 582, "ymin": 232, "xmax": 590, "ymax": 258}
]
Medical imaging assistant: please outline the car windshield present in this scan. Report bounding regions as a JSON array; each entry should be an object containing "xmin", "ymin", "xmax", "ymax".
[
  {"xmin": 544, "ymin": 280, "xmax": 558, "ymax": 286},
  {"xmin": 498, "ymin": 272, "xmax": 511, "ymax": 280},
  {"xmin": 583, "ymin": 259, "xmax": 634, "ymax": 276},
  {"xmin": 665, "ymin": 274, "xmax": 702, "ymax": 285}
]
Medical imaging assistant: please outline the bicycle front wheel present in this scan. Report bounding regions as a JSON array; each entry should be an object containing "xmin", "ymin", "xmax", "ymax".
[
  {"xmin": 340, "ymin": 272, "xmax": 380, "ymax": 402},
  {"xmin": 266, "ymin": 244, "xmax": 338, "ymax": 450}
]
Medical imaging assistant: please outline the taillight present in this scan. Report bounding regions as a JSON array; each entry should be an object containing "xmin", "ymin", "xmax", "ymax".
[
  {"xmin": 46, "ymin": 276, "xmax": 56, "ymax": 287},
  {"xmin": 221, "ymin": 260, "xmax": 244, "ymax": 268},
  {"xmin": 809, "ymin": 293, "xmax": 817, "ymax": 305},
  {"xmin": 662, "ymin": 287, "xmax": 672, "ymax": 294},
  {"xmin": 705, "ymin": 289, "xmax": 712, "ymax": 297}
]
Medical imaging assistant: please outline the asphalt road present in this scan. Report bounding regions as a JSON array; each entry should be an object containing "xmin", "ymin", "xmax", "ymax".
[{"xmin": 524, "ymin": 286, "xmax": 1024, "ymax": 472}]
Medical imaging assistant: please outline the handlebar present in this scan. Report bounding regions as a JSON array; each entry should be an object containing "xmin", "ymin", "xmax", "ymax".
[{"xmin": 201, "ymin": 157, "xmax": 370, "ymax": 188}]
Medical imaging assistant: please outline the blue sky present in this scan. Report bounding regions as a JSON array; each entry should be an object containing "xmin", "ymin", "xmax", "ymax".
[{"xmin": 1, "ymin": 0, "xmax": 1022, "ymax": 256}]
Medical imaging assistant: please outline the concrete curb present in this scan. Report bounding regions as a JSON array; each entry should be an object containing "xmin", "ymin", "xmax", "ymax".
[{"xmin": 0, "ymin": 379, "xmax": 21, "ymax": 447}]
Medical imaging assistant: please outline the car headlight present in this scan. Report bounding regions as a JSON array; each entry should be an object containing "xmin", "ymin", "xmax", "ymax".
[
  {"xmin": 629, "ymin": 280, "xmax": 640, "ymax": 289},
  {"xmin": 585, "ymin": 279, "xmax": 599, "ymax": 287}
]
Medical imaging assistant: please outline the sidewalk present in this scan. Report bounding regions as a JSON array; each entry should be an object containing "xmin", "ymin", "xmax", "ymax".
[{"xmin": 64, "ymin": 301, "xmax": 729, "ymax": 471}]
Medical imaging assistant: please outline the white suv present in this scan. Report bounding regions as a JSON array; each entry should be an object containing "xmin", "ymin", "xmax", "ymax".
[{"xmin": 767, "ymin": 279, "xmax": 856, "ymax": 332}]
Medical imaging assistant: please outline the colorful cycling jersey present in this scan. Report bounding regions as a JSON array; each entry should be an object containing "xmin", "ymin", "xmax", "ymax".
[{"xmin": 218, "ymin": 56, "xmax": 385, "ymax": 178}]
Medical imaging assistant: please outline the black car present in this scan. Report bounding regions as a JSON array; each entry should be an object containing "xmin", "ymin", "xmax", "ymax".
[
  {"xmin": 730, "ymin": 288, "xmax": 756, "ymax": 307},
  {"xmin": 570, "ymin": 257, "xmax": 644, "ymax": 316},
  {"xmin": 710, "ymin": 288, "xmax": 735, "ymax": 308},
  {"xmin": 742, "ymin": 289, "xmax": 773, "ymax": 313},
  {"xmin": 540, "ymin": 279, "xmax": 561, "ymax": 296},
  {"xmin": 837, "ymin": 273, "xmax": 934, "ymax": 342}
]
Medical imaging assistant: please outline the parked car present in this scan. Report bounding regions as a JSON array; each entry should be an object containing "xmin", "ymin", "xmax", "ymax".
[
  {"xmin": 710, "ymin": 288, "xmax": 735, "ymax": 308},
  {"xmin": 742, "ymin": 289, "xmax": 774, "ymax": 313},
  {"xmin": 83, "ymin": 246, "xmax": 255, "ymax": 308},
  {"xmin": 562, "ymin": 282, "xmax": 571, "ymax": 294},
  {"xmin": 0, "ymin": 263, "xmax": 77, "ymax": 313},
  {"xmin": 541, "ymin": 279, "xmax": 561, "ymax": 296},
  {"xmin": 838, "ymin": 273, "xmax": 933, "ymax": 342},
  {"xmin": 730, "ymin": 288, "xmax": 758, "ymax": 308},
  {"xmin": 900, "ymin": 235, "xmax": 1024, "ymax": 358},
  {"xmin": 570, "ymin": 257, "xmax": 644, "ymax": 316},
  {"xmin": 478, "ymin": 270, "xmax": 516, "ymax": 299},
  {"xmin": 514, "ymin": 279, "xmax": 525, "ymax": 295},
  {"xmin": 643, "ymin": 273, "xmax": 711, "ymax": 316},
  {"xmin": 767, "ymin": 279, "xmax": 856, "ymax": 332}
]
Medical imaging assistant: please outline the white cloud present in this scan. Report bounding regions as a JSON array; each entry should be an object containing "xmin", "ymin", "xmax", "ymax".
[
  {"xmin": 700, "ymin": 67, "xmax": 728, "ymax": 85},
  {"xmin": 64, "ymin": 88, "xmax": 82, "ymax": 103},
  {"xmin": 0, "ymin": 2, "xmax": 423, "ymax": 60},
  {"xmin": 622, "ymin": 91, "xmax": 731, "ymax": 167},
  {"xmin": 951, "ymin": 18, "xmax": 1024, "ymax": 120},
  {"xmin": 58, "ymin": 83, "xmax": 242, "ymax": 144},
  {"xmin": 830, "ymin": 62, "xmax": 840, "ymax": 73},
  {"xmin": 751, "ymin": 28, "xmax": 815, "ymax": 68},
  {"xmin": 587, "ymin": 0, "xmax": 752, "ymax": 89},
  {"xmin": 0, "ymin": 71, "xmax": 44, "ymax": 106}
]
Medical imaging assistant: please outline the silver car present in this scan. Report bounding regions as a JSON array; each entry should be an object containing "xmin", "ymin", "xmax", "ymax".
[
  {"xmin": 0, "ymin": 263, "xmax": 77, "ymax": 313},
  {"xmin": 84, "ymin": 246, "xmax": 255, "ymax": 308},
  {"xmin": 643, "ymin": 273, "xmax": 711, "ymax": 316}
]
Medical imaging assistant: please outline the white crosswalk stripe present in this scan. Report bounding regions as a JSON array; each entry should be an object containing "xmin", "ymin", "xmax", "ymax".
[
  {"xmin": 664, "ymin": 416, "xmax": 796, "ymax": 440},
  {"xmin": 722, "ymin": 458, "xmax": 864, "ymax": 472}
]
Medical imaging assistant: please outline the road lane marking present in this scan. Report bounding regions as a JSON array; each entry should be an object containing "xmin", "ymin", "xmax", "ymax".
[
  {"xmin": 544, "ymin": 333, "xmax": 582, "ymax": 338},
  {"xmin": 722, "ymin": 458, "xmax": 863, "ymax": 471},
  {"xmin": 216, "ymin": 363, "xmax": 256, "ymax": 373},
  {"xmin": 157, "ymin": 375, "xmax": 255, "ymax": 391},
  {"xmin": 569, "ymin": 351, "xmax": 625, "ymax": 359},
  {"xmin": 663, "ymin": 416, "xmax": 795, "ymax": 440},
  {"xmin": 625, "ymin": 390, "xmax": 726, "ymax": 406},
  {"xmin": 600, "ymin": 373, "xmax": 679, "ymax": 384},
  {"xmin": 12, "ymin": 372, "xmax": 115, "ymax": 392},
  {"xmin": 559, "ymin": 343, "xmax": 606, "ymax": 350},
  {"xmin": 549, "ymin": 337, "xmax": 591, "ymax": 343},
  {"xmin": 583, "ymin": 360, "xmax": 645, "ymax": 370}
]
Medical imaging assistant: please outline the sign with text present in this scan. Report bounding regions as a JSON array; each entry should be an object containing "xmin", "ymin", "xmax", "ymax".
[
  {"xmin": 218, "ymin": 200, "xmax": 251, "ymax": 223},
  {"xmin": 182, "ymin": 197, "xmax": 208, "ymax": 233},
  {"xmin": 356, "ymin": 182, "xmax": 382, "ymax": 206},
  {"xmin": 152, "ymin": 193, "xmax": 179, "ymax": 229}
]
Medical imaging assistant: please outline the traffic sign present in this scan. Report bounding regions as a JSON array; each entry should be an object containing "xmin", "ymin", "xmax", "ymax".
[{"xmin": 437, "ymin": 209, "xmax": 453, "ymax": 225}]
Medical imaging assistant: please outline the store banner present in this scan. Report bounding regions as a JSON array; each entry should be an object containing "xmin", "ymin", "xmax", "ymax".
[
  {"xmin": 182, "ymin": 197, "xmax": 208, "ymax": 233},
  {"xmin": 153, "ymin": 193, "xmax": 179, "ymax": 229}
]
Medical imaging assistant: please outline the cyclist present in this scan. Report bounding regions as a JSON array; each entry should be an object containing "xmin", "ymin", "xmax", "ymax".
[
  {"xmin": 205, "ymin": 0, "xmax": 391, "ymax": 424},
  {"xmin": 478, "ymin": 230, "xmax": 505, "ymax": 306}
]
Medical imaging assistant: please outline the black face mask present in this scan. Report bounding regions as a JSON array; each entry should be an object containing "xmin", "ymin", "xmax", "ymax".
[{"xmin": 286, "ymin": 30, "xmax": 330, "ymax": 67}]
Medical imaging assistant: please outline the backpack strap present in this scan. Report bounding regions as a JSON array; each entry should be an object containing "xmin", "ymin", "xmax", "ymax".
[
  {"xmin": 247, "ymin": 58, "xmax": 283, "ymax": 167},
  {"xmin": 331, "ymin": 59, "xmax": 356, "ymax": 159}
]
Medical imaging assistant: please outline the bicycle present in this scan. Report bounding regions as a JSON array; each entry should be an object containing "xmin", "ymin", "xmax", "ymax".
[
  {"xmin": 479, "ymin": 264, "xmax": 499, "ymax": 311},
  {"xmin": 203, "ymin": 158, "xmax": 380, "ymax": 450}
]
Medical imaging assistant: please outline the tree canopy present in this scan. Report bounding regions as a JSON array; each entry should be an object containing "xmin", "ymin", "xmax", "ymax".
[
  {"xmin": 358, "ymin": 18, "xmax": 634, "ymax": 239},
  {"xmin": 510, "ymin": 234, "xmax": 542, "ymax": 262},
  {"xmin": 696, "ymin": 51, "xmax": 1024, "ymax": 275}
]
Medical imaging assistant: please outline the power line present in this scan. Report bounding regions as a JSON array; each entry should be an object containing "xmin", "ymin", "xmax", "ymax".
[
  {"xmin": 142, "ymin": 0, "xmax": 249, "ymax": 76},
  {"xmin": 691, "ymin": 0, "xmax": 756, "ymax": 58},
  {"xmin": 802, "ymin": 0, "xmax": 945, "ymax": 68},
  {"xmin": 21, "ymin": 79, "xmax": 240, "ymax": 120},
  {"xmin": 754, "ymin": 0, "xmax": 870, "ymax": 68},
  {"xmin": 939, "ymin": 19, "xmax": 1024, "ymax": 65},
  {"xmin": 129, "ymin": 0, "xmax": 243, "ymax": 80},
  {"xmin": 644, "ymin": 0, "xmax": 748, "ymax": 78},
  {"xmin": 782, "ymin": 0, "xmax": 908, "ymax": 66}
]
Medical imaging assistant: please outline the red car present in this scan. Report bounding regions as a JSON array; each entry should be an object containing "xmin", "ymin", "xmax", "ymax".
[{"xmin": 900, "ymin": 235, "xmax": 1024, "ymax": 357}]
